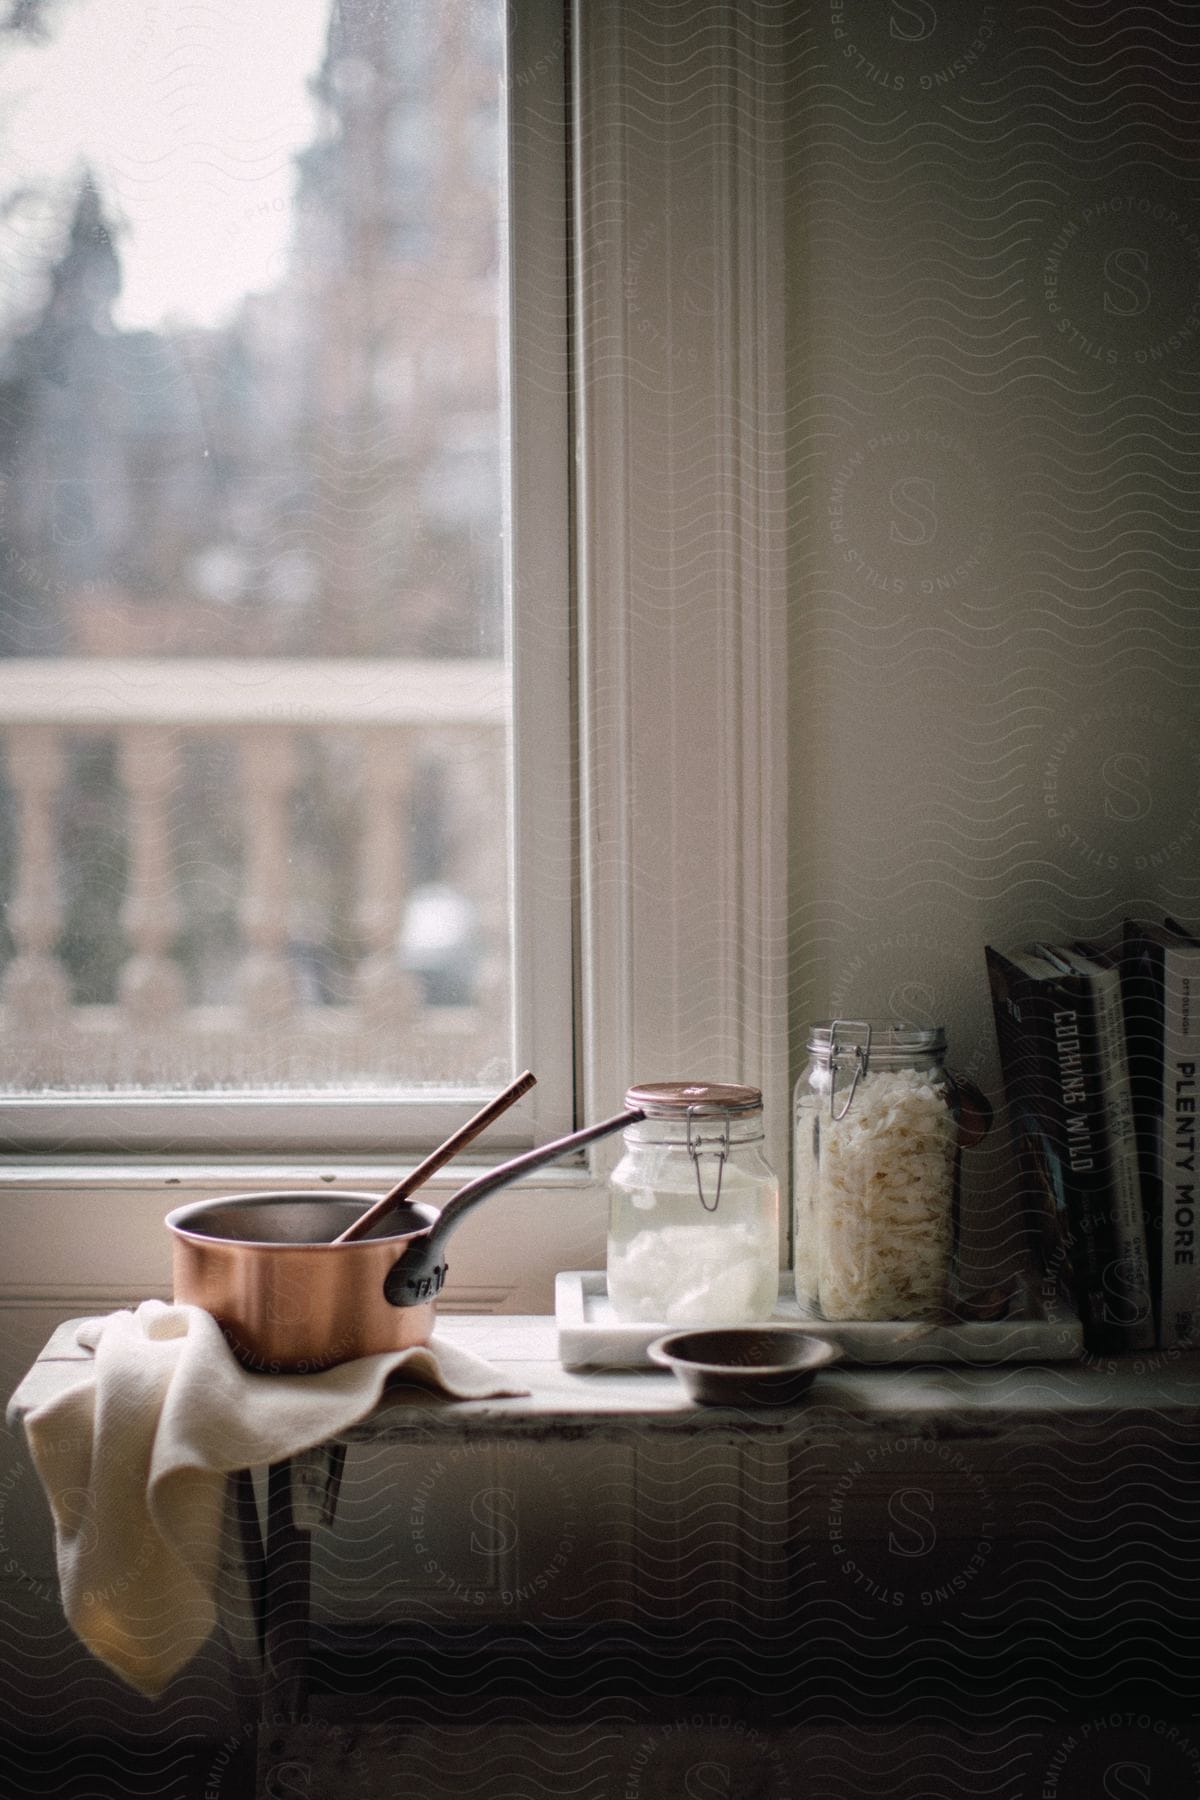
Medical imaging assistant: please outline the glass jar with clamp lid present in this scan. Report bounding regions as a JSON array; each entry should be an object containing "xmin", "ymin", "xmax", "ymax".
[
  {"xmin": 793, "ymin": 1020, "xmax": 970, "ymax": 1321},
  {"xmin": 607, "ymin": 1080, "xmax": 780, "ymax": 1326}
]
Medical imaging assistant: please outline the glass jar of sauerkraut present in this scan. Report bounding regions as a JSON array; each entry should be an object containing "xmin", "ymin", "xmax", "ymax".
[
  {"xmin": 608, "ymin": 1081, "xmax": 779, "ymax": 1326},
  {"xmin": 793, "ymin": 1022, "xmax": 962, "ymax": 1321}
]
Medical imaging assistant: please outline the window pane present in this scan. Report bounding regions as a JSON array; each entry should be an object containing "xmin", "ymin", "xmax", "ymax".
[{"xmin": 0, "ymin": 0, "xmax": 517, "ymax": 1097}]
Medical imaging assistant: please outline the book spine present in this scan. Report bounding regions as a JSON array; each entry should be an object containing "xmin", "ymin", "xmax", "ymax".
[
  {"xmin": 1037, "ymin": 980, "xmax": 1128, "ymax": 1353},
  {"xmin": 1088, "ymin": 968, "xmax": 1154, "ymax": 1349},
  {"xmin": 1160, "ymin": 948, "xmax": 1200, "ymax": 1348},
  {"xmin": 985, "ymin": 949, "xmax": 1077, "ymax": 1321},
  {"xmin": 1120, "ymin": 926, "xmax": 1164, "ymax": 1340}
]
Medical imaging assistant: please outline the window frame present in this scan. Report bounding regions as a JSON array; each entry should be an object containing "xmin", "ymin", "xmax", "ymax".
[{"xmin": 0, "ymin": 0, "xmax": 790, "ymax": 1314}]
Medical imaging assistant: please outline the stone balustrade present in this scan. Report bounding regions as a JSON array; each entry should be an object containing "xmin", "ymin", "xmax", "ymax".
[{"xmin": 0, "ymin": 660, "xmax": 509, "ymax": 1091}]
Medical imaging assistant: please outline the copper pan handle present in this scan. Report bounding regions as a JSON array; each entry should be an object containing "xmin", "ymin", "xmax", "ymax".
[{"xmin": 384, "ymin": 1107, "xmax": 644, "ymax": 1307}]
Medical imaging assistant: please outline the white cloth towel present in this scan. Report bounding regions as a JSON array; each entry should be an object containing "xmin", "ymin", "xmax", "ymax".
[{"xmin": 22, "ymin": 1300, "xmax": 528, "ymax": 1696}]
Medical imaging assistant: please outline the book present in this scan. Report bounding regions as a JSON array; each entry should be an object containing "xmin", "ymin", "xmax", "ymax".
[
  {"xmin": 985, "ymin": 945, "xmax": 1097, "ymax": 1344},
  {"xmin": 1041, "ymin": 943, "xmax": 1153, "ymax": 1350},
  {"xmin": 1123, "ymin": 919, "xmax": 1200, "ymax": 1348},
  {"xmin": 985, "ymin": 943, "xmax": 1149, "ymax": 1353}
]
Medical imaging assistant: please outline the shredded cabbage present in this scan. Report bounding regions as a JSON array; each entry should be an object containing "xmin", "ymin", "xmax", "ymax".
[{"xmin": 794, "ymin": 1067, "xmax": 956, "ymax": 1320}]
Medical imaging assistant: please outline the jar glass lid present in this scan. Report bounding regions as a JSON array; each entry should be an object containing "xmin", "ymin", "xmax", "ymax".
[{"xmin": 624, "ymin": 1080, "xmax": 763, "ymax": 1118}]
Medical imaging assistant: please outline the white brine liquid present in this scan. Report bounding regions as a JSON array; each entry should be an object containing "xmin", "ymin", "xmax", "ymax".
[
  {"xmin": 608, "ymin": 1150, "xmax": 778, "ymax": 1326},
  {"xmin": 793, "ymin": 1067, "xmax": 956, "ymax": 1321}
]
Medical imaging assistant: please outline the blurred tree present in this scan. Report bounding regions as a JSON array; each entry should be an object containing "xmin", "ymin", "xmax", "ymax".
[{"xmin": 1, "ymin": 0, "xmax": 64, "ymax": 39}]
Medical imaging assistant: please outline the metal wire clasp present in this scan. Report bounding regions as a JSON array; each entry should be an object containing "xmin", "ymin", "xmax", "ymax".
[
  {"xmin": 686, "ymin": 1106, "xmax": 730, "ymax": 1213},
  {"xmin": 829, "ymin": 1019, "xmax": 872, "ymax": 1121}
]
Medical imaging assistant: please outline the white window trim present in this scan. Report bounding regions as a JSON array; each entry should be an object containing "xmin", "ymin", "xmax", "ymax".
[
  {"xmin": 574, "ymin": 1, "xmax": 790, "ymax": 1188},
  {"xmin": 0, "ymin": 0, "xmax": 789, "ymax": 1315}
]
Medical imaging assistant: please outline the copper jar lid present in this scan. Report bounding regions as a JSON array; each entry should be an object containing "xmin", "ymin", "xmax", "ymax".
[{"xmin": 623, "ymin": 1080, "xmax": 762, "ymax": 1118}]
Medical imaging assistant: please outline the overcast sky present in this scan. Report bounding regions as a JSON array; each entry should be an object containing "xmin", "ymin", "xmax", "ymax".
[{"xmin": 0, "ymin": 0, "xmax": 332, "ymax": 331}]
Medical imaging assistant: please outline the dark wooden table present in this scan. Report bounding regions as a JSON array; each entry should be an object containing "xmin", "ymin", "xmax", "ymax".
[{"xmin": 11, "ymin": 1314, "xmax": 1200, "ymax": 1726}]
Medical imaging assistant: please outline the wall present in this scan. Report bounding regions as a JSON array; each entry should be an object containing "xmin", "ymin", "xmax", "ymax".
[
  {"xmin": 786, "ymin": 0, "xmax": 1200, "ymax": 1283},
  {"xmin": 4, "ymin": 2, "xmax": 1200, "ymax": 1784}
]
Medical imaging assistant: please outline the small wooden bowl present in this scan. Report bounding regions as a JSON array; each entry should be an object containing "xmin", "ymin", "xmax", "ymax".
[{"xmin": 648, "ymin": 1326, "xmax": 842, "ymax": 1406}]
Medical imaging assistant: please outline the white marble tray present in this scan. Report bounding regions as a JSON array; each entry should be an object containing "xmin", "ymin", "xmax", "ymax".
[{"xmin": 555, "ymin": 1271, "xmax": 1084, "ymax": 1369}]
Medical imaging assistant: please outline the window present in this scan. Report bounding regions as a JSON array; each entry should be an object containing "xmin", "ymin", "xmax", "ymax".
[
  {"xmin": 0, "ymin": 1, "xmax": 788, "ymax": 1312},
  {"xmin": 0, "ymin": 0, "xmax": 572, "ymax": 1155}
]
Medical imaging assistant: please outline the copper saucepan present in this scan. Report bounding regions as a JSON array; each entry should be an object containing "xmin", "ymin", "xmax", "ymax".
[{"xmin": 167, "ymin": 1109, "xmax": 640, "ymax": 1372}]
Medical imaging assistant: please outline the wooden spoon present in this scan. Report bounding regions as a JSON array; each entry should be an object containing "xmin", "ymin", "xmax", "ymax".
[{"xmin": 332, "ymin": 1069, "xmax": 537, "ymax": 1243}]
